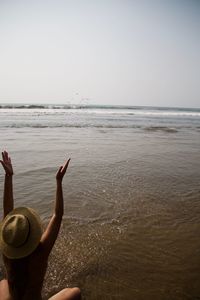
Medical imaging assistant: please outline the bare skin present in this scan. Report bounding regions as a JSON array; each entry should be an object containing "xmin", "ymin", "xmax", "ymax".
[{"xmin": 0, "ymin": 151, "xmax": 81, "ymax": 300}]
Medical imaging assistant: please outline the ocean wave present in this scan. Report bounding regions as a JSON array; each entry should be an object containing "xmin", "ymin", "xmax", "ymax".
[
  {"xmin": 2, "ymin": 124, "xmax": 141, "ymax": 129},
  {"xmin": 0, "ymin": 103, "xmax": 200, "ymax": 112},
  {"xmin": 0, "ymin": 104, "xmax": 136, "ymax": 110},
  {"xmin": 144, "ymin": 126, "xmax": 178, "ymax": 133},
  {"xmin": 0, "ymin": 123, "xmax": 185, "ymax": 132}
]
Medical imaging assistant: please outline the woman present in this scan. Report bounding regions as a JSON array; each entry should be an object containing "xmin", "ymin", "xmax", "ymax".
[{"xmin": 0, "ymin": 151, "xmax": 81, "ymax": 300}]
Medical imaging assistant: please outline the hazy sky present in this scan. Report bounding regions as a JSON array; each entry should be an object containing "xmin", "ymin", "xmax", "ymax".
[{"xmin": 0, "ymin": 0, "xmax": 199, "ymax": 107}]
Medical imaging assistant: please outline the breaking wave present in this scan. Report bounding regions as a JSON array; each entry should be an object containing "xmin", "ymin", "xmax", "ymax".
[{"xmin": 0, "ymin": 104, "xmax": 200, "ymax": 116}]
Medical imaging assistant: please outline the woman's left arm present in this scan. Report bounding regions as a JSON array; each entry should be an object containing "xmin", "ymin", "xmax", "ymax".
[{"xmin": 0, "ymin": 151, "xmax": 14, "ymax": 218}]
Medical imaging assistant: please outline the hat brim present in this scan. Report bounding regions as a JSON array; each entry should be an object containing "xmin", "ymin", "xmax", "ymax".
[{"xmin": 0, "ymin": 207, "xmax": 43, "ymax": 259}]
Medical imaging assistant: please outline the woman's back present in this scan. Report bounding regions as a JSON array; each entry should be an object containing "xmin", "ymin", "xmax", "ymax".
[{"xmin": 3, "ymin": 244, "xmax": 48, "ymax": 300}]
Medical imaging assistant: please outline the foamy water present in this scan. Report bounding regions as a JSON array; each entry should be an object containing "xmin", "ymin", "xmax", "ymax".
[{"xmin": 0, "ymin": 105, "xmax": 200, "ymax": 299}]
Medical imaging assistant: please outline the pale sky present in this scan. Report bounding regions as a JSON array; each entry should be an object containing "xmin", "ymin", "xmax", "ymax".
[{"xmin": 0, "ymin": 0, "xmax": 199, "ymax": 108}]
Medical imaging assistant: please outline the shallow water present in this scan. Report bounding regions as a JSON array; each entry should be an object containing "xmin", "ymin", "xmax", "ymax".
[{"xmin": 0, "ymin": 107, "xmax": 200, "ymax": 299}]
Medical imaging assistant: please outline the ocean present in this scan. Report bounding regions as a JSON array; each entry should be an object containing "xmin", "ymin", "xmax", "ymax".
[{"xmin": 0, "ymin": 104, "xmax": 200, "ymax": 299}]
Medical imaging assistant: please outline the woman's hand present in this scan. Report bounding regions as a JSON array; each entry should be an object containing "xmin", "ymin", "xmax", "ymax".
[
  {"xmin": 56, "ymin": 159, "xmax": 70, "ymax": 182},
  {"xmin": 0, "ymin": 151, "xmax": 13, "ymax": 176}
]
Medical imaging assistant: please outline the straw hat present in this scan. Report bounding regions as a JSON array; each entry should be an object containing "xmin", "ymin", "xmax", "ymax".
[{"xmin": 0, "ymin": 207, "xmax": 43, "ymax": 259}]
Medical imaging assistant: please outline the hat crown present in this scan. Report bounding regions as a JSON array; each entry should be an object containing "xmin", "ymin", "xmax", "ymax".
[{"xmin": 2, "ymin": 214, "xmax": 30, "ymax": 248}]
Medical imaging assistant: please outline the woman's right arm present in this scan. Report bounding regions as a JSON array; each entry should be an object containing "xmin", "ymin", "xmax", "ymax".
[{"xmin": 40, "ymin": 158, "xmax": 70, "ymax": 256}]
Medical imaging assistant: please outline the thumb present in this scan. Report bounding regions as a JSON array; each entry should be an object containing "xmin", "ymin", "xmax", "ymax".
[
  {"xmin": 0, "ymin": 160, "xmax": 6, "ymax": 171},
  {"xmin": 0, "ymin": 160, "xmax": 5, "ymax": 167},
  {"xmin": 56, "ymin": 166, "xmax": 63, "ymax": 177}
]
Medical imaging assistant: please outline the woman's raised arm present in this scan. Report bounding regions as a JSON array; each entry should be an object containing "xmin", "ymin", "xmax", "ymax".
[{"xmin": 0, "ymin": 151, "xmax": 14, "ymax": 218}]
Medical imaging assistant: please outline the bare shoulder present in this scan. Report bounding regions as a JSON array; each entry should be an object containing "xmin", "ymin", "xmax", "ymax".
[{"xmin": 40, "ymin": 214, "xmax": 62, "ymax": 256}]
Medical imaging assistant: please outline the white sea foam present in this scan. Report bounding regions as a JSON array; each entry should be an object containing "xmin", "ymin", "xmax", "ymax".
[{"xmin": 0, "ymin": 105, "xmax": 200, "ymax": 129}]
